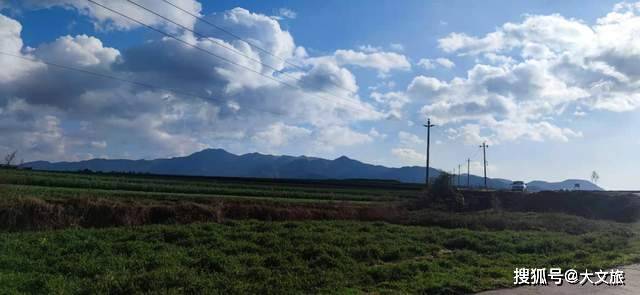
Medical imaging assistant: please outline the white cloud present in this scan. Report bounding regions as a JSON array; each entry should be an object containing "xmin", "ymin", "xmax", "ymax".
[
  {"xmin": 328, "ymin": 49, "xmax": 411, "ymax": 73},
  {"xmin": 407, "ymin": 76, "xmax": 447, "ymax": 99},
  {"xmin": 481, "ymin": 53, "xmax": 515, "ymax": 65},
  {"xmin": 370, "ymin": 91, "xmax": 409, "ymax": 119},
  {"xmin": 252, "ymin": 122, "xmax": 311, "ymax": 147},
  {"xmin": 35, "ymin": 34, "xmax": 119, "ymax": 68},
  {"xmin": 0, "ymin": 99, "xmax": 68, "ymax": 160},
  {"xmin": 436, "ymin": 58, "xmax": 455, "ymax": 68},
  {"xmin": 0, "ymin": 8, "xmax": 385, "ymax": 161},
  {"xmin": 398, "ymin": 131, "xmax": 424, "ymax": 146},
  {"xmin": 411, "ymin": 3, "xmax": 640, "ymax": 144},
  {"xmin": 358, "ymin": 44, "xmax": 381, "ymax": 53},
  {"xmin": 90, "ymin": 140, "xmax": 107, "ymax": 149},
  {"xmin": 417, "ymin": 58, "xmax": 455, "ymax": 70},
  {"xmin": 417, "ymin": 59, "xmax": 436, "ymax": 70},
  {"xmin": 0, "ymin": 14, "xmax": 41, "ymax": 83},
  {"xmin": 368, "ymin": 127, "xmax": 387, "ymax": 139},
  {"xmin": 21, "ymin": 0, "xmax": 203, "ymax": 32},
  {"xmin": 197, "ymin": 7, "xmax": 297, "ymax": 74},
  {"xmin": 314, "ymin": 125, "xmax": 373, "ymax": 149},
  {"xmin": 277, "ymin": 8, "xmax": 296, "ymax": 19},
  {"xmin": 389, "ymin": 43, "xmax": 404, "ymax": 52},
  {"xmin": 391, "ymin": 147, "xmax": 425, "ymax": 166}
]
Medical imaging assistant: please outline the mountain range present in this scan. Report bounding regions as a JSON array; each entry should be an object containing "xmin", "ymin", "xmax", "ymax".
[{"xmin": 23, "ymin": 148, "xmax": 603, "ymax": 191}]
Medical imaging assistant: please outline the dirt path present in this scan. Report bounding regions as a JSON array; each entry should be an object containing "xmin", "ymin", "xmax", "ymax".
[{"xmin": 477, "ymin": 264, "xmax": 640, "ymax": 294}]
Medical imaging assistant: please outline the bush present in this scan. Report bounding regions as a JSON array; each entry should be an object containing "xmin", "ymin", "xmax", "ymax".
[{"xmin": 413, "ymin": 173, "xmax": 464, "ymax": 211}]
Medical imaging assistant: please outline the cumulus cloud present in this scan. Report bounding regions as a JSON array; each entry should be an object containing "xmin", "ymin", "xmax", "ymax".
[
  {"xmin": 309, "ymin": 49, "xmax": 411, "ymax": 75},
  {"xmin": 35, "ymin": 34, "xmax": 119, "ymax": 68},
  {"xmin": 391, "ymin": 130, "xmax": 427, "ymax": 166},
  {"xmin": 370, "ymin": 91, "xmax": 409, "ymax": 119},
  {"xmin": 407, "ymin": 76, "xmax": 448, "ymax": 99},
  {"xmin": 437, "ymin": 5, "xmax": 640, "ymax": 113},
  {"xmin": 273, "ymin": 8, "xmax": 296, "ymax": 20},
  {"xmin": 252, "ymin": 122, "xmax": 311, "ymax": 147},
  {"xmin": 0, "ymin": 99, "xmax": 67, "ymax": 160},
  {"xmin": 0, "ymin": 13, "xmax": 41, "ymax": 82},
  {"xmin": 311, "ymin": 125, "xmax": 373, "ymax": 152},
  {"xmin": 368, "ymin": 127, "xmax": 387, "ymax": 139},
  {"xmin": 196, "ymin": 7, "xmax": 297, "ymax": 72},
  {"xmin": 391, "ymin": 148, "xmax": 425, "ymax": 166},
  {"xmin": 358, "ymin": 44, "xmax": 381, "ymax": 53},
  {"xmin": 412, "ymin": 3, "xmax": 640, "ymax": 144},
  {"xmin": 333, "ymin": 49, "xmax": 411, "ymax": 73},
  {"xmin": 417, "ymin": 58, "xmax": 455, "ymax": 70},
  {"xmin": 20, "ymin": 0, "xmax": 203, "ymax": 32},
  {"xmin": 298, "ymin": 61, "xmax": 358, "ymax": 94},
  {"xmin": 398, "ymin": 131, "xmax": 424, "ymax": 146},
  {"xmin": 0, "ymin": 8, "xmax": 383, "ymax": 161},
  {"xmin": 446, "ymin": 125, "xmax": 490, "ymax": 145}
]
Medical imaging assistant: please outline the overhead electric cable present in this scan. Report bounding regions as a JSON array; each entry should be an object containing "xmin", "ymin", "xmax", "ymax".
[
  {"xmin": 160, "ymin": 0, "xmax": 313, "ymax": 74},
  {"xmin": 159, "ymin": 0, "xmax": 358, "ymax": 95},
  {"xmin": 85, "ymin": 0, "xmax": 372, "ymax": 114},
  {"xmin": 0, "ymin": 51, "xmax": 211, "ymax": 101},
  {"xmin": 128, "ymin": 0, "xmax": 361, "ymax": 109}
]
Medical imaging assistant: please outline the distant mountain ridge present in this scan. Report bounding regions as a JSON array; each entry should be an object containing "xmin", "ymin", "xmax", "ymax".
[{"xmin": 23, "ymin": 148, "xmax": 602, "ymax": 191}]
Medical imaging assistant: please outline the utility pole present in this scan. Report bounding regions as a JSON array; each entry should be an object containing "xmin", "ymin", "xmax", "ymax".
[
  {"xmin": 479, "ymin": 142, "xmax": 489, "ymax": 189},
  {"xmin": 457, "ymin": 164, "xmax": 461, "ymax": 187},
  {"xmin": 452, "ymin": 169, "xmax": 456, "ymax": 187},
  {"xmin": 466, "ymin": 158, "xmax": 471, "ymax": 188},
  {"xmin": 451, "ymin": 169, "xmax": 455, "ymax": 186},
  {"xmin": 423, "ymin": 118, "xmax": 436, "ymax": 189}
]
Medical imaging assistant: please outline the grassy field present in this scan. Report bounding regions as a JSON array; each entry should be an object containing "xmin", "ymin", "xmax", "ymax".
[
  {"xmin": 2, "ymin": 220, "xmax": 639, "ymax": 294},
  {"xmin": 1, "ymin": 168, "xmax": 639, "ymax": 293},
  {"xmin": 0, "ymin": 169, "xmax": 420, "ymax": 203}
]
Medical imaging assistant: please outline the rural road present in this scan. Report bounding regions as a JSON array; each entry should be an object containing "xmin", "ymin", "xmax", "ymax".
[{"xmin": 477, "ymin": 264, "xmax": 640, "ymax": 294}]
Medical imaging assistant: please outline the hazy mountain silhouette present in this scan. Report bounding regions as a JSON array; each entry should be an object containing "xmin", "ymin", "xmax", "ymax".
[{"xmin": 23, "ymin": 148, "xmax": 602, "ymax": 190}]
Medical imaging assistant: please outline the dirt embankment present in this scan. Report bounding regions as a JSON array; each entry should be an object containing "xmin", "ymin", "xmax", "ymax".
[
  {"xmin": 0, "ymin": 197, "xmax": 401, "ymax": 231},
  {"xmin": 2, "ymin": 188, "xmax": 639, "ymax": 232},
  {"xmin": 462, "ymin": 190, "xmax": 640, "ymax": 223}
]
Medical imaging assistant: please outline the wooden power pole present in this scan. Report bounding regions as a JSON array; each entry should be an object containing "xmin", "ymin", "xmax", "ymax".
[
  {"xmin": 423, "ymin": 119, "xmax": 436, "ymax": 188},
  {"xmin": 467, "ymin": 158, "xmax": 471, "ymax": 188},
  {"xmin": 479, "ymin": 142, "xmax": 489, "ymax": 189}
]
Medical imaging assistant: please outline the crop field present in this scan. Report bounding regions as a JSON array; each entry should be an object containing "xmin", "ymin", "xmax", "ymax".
[
  {"xmin": 1, "ymin": 168, "xmax": 639, "ymax": 294},
  {"xmin": 0, "ymin": 169, "xmax": 421, "ymax": 203}
]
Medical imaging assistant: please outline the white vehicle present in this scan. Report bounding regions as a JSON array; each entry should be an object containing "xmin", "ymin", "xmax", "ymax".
[{"xmin": 511, "ymin": 181, "xmax": 527, "ymax": 192}]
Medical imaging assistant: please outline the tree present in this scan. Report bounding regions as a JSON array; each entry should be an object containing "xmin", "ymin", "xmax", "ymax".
[
  {"xmin": 591, "ymin": 171, "xmax": 600, "ymax": 184},
  {"xmin": 429, "ymin": 173, "xmax": 465, "ymax": 210},
  {"xmin": 4, "ymin": 150, "xmax": 17, "ymax": 167}
]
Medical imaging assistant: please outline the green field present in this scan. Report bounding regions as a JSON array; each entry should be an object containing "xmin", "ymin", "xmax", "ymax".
[
  {"xmin": 3, "ymin": 221, "xmax": 639, "ymax": 294},
  {"xmin": 0, "ymin": 169, "xmax": 420, "ymax": 203},
  {"xmin": 1, "ymin": 168, "xmax": 639, "ymax": 294}
]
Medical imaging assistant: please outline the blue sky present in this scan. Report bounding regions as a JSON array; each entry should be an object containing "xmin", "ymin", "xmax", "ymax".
[{"xmin": 0, "ymin": 0, "xmax": 638, "ymax": 189}]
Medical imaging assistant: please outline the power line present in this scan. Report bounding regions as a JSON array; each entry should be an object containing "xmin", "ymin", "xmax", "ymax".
[
  {"xmin": 468, "ymin": 146, "xmax": 481, "ymax": 163},
  {"xmin": 85, "ymin": 0, "xmax": 373, "ymax": 114},
  {"xmin": 0, "ymin": 51, "xmax": 214, "ymax": 102},
  {"xmin": 126, "ymin": 2, "xmax": 287, "ymax": 81},
  {"xmin": 159, "ymin": 0, "xmax": 316, "ymax": 77},
  {"xmin": 2, "ymin": 51, "xmax": 375, "ymax": 134},
  {"xmin": 127, "ymin": 0, "xmax": 364, "ymax": 112}
]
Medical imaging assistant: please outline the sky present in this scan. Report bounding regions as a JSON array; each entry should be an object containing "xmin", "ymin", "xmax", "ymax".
[{"xmin": 0, "ymin": 0, "xmax": 638, "ymax": 189}]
